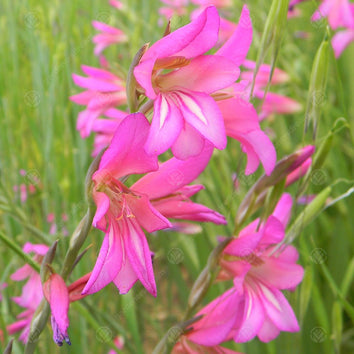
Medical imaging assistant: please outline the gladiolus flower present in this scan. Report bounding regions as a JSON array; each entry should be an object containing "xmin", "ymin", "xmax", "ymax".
[
  {"xmin": 70, "ymin": 65, "xmax": 127, "ymax": 138},
  {"xmin": 185, "ymin": 195, "xmax": 303, "ymax": 346},
  {"xmin": 92, "ymin": 21, "xmax": 128, "ymax": 56},
  {"xmin": 134, "ymin": 6, "xmax": 254, "ymax": 160},
  {"xmin": 83, "ymin": 113, "xmax": 226, "ymax": 297}
]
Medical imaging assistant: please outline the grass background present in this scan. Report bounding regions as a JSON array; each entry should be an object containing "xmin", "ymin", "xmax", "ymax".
[{"xmin": 0, "ymin": 0, "xmax": 353, "ymax": 353}]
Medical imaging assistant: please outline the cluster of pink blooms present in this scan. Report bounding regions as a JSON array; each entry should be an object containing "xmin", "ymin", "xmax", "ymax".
[
  {"xmin": 290, "ymin": 0, "xmax": 354, "ymax": 57},
  {"xmin": 3, "ymin": 2, "xmax": 314, "ymax": 352}
]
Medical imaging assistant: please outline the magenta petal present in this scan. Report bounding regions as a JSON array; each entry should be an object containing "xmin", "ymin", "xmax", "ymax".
[
  {"xmin": 332, "ymin": 29, "xmax": 354, "ymax": 58},
  {"xmin": 233, "ymin": 286, "xmax": 265, "ymax": 343},
  {"xmin": 161, "ymin": 55, "xmax": 240, "ymax": 94},
  {"xmin": 171, "ymin": 122, "xmax": 205, "ymax": 160},
  {"xmin": 23, "ymin": 242, "xmax": 49, "ymax": 255},
  {"xmin": 144, "ymin": 94, "xmax": 183, "ymax": 156},
  {"xmin": 82, "ymin": 228, "xmax": 123, "ymax": 295},
  {"xmin": 175, "ymin": 90, "xmax": 227, "ymax": 150},
  {"xmin": 11, "ymin": 264, "xmax": 32, "ymax": 281},
  {"xmin": 154, "ymin": 199, "xmax": 226, "ymax": 224},
  {"xmin": 257, "ymin": 284, "xmax": 300, "ymax": 332},
  {"xmin": 113, "ymin": 257, "xmax": 139, "ymax": 294},
  {"xmin": 224, "ymin": 232, "xmax": 263, "ymax": 256},
  {"xmin": 188, "ymin": 288, "xmax": 242, "ymax": 346},
  {"xmin": 239, "ymin": 130, "xmax": 276, "ymax": 175},
  {"xmin": 92, "ymin": 191, "xmax": 110, "ymax": 230},
  {"xmin": 72, "ymin": 74, "xmax": 120, "ymax": 91},
  {"xmin": 257, "ymin": 317, "xmax": 280, "ymax": 342},
  {"xmin": 125, "ymin": 193, "xmax": 172, "ymax": 232},
  {"xmin": 132, "ymin": 143, "xmax": 213, "ymax": 199},
  {"xmin": 261, "ymin": 216, "xmax": 285, "ymax": 245},
  {"xmin": 252, "ymin": 257, "xmax": 304, "ymax": 290},
  {"xmin": 134, "ymin": 6, "xmax": 220, "ymax": 97},
  {"xmin": 217, "ymin": 5, "xmax": 253, "ymax": 66},
  {"xmin": 272, "ymin": 193, "xmax": 293, "ymax": 227},
  {"xmin": 44, "ymin": 274, "xmax": 70, "ymax": 337},
  {"xmin": 81, "ymin": 65, "xmax": 118, "ymax": 81},
  {"xmin": 143, "ymin": 6, "xmax": 219, "ymax": 59},
  {"xmin": 98, "ymin": 113, "xmax": 159, "ymax": 177},
  {"xmin": 123, "ymin": 219, "xmax": 157, "ymax": 296}
]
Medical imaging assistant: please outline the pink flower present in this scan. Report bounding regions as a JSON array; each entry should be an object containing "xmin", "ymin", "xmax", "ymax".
[
  {"xmin": 108, "ymin": 335, "xmax": 125, "ymax": 353},
  {"xmin": 83, "ymin": 113, "xmax": 225, "ymax": 297},
  {"xmin": 312, "ymin": 0, "xmax": 354, "ymax": 30},
  {"xmin": 7, "ymin": 243, "xmax": 49, "ymax": 343},
  {"xmin": 70, "ymin": 65, "xmax": 127, "ymax": 138},
  {"xmin": 240, "ymin": 60, "xmax": 302, "ymax": 120},
  {"xmin": 92, "ymin": 21, "xmax": 128, "ymax": 56},
  {"xmin": 159, "ymin": 0, "xmax": 189, "ymax": 20},
  {"xmin": 332, "ymin": 28, "xmax": 354, "ymax": 57},
  {"xmin": 185, "ymin": 195, "xmax": 303, "ymax": 346},
  {"xmin": 134, "ymin": 6, "xmax": 253, "ymax": 160},
  {"xmin": 43, "ymin": 272, "xmax": 91, "ymax": 346}
]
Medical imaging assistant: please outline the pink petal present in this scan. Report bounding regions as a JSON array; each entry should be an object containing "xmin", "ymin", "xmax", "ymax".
[
  {"xmin": 123, "ymin": 219, "xmax": 157, "ymax": 296},
  {"xmin": 43, "ymin": 274, "xmax": 69, "ymax": 337},
  {"xmin": 81, "ymin": 65, "xmax": 118, "ymax": 81},
  {"xmin": 261, "ymin": 216, "xmax": 285, "ymax": 245},
  {"xmin": 132, "ymin": 143, "xmax": 213, "ymax": 199},
  {"xmin": 160, "ymin": 55, "xmax": 240, "ymax": 94},
  {"xmin": 72, "ymin": 74, "xmax": 121, "ymax": 92},
  {"xmin": 92, "ymin": 21, "xmax": 122, "ymax": 34},
  {"xmin": 144, "ymin": 94, "xmax": 184, "ymax": 156},
  {"xmin": 175, "ymin": 90, "xmax": 227, "ymax": 150},
  {"xmin": 113, "ymin": 257, "xmax": 139, "ymax": 294},
  {"xmin": 125, "ymin": 193, "xmax": 172, "ymax": 232},
  {"xmin": 257, "ymin": 316, "xmax": 280, "ymax": 342},
  {"xmin": 188, "ymin": 288, "xmax": 242, "ymax": 346},
  {"xmin": 233, "ymin": 285, "xmax": 265, "ymax": 343},
  {"xmin": 92, "ymin": 191, "xmax": 110, "ymax": 230},
  {"xmin": 332, "ymin": 29, "xmax": 354, "ymax": 58},
  {"xmin": 11, "ymin": 264, "xmax": 32, "ymax": 281},
  {"xmin": 97, "ymin": 113, "xmax": 159, "ymax": 178},
  {"xmin": 216, "ymin": 5, "xmax": 253, "ymax": 66},
  {"xmin": 134, "ymin": 6, "xmax": 220, "ymax": 98},
  {"xmin": 153, "ymin": 200, "xmax": 227, "ymax": 224},
  {"xmin": 23, "ymin": 242, "xmax": 49, "ymax": 255},
  {"xmin": 224, "ymin": 232, "xmax": 263, "ymax": 255},
  {"xmin": 220, "ymin": 98, "xmax": 276, "ymax": 175},
  {"xmin": 272, "ymin": 193, "xmax": 293, "ymax": 227},
  {"xmin": 252, "ymin": 257, "xmax": 304, "ymax": 290},
  {"xmin": 257, "ymin": 283, "xmax": 300, "ymax": 332},
  {"xmin": 171, "ymin": 122, "xmax": 205, "ymax": 160},
  {"xmin": 82, "ymin": 227, "xmax": 123, "ymax": 295}
]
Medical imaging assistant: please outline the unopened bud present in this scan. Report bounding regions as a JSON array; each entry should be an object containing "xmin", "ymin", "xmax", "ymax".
[
  {"xmin": 305, "ymin": 28, "xmax": 330, "ymax": 139},
  {"xmin": 40, "ymin": 240, "xmax": 58, "ymax": 283}
]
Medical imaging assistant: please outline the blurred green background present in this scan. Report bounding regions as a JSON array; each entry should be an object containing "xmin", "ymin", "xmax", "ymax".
[{"xmin": 0, "ymin": 0, "xmax": 353, "ymax": 353}]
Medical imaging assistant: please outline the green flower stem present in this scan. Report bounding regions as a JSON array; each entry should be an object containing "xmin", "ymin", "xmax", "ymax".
[{"xmin": 0, "ymin": 230, "xmax": 40, "ymax": 272}]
